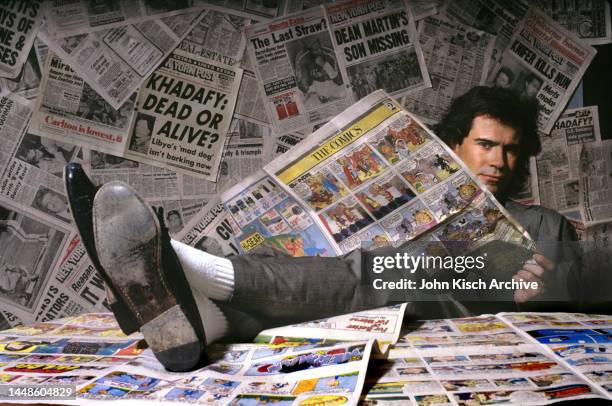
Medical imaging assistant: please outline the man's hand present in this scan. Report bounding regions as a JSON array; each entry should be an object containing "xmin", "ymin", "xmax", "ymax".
[{"xmin": 513, "ymin": 253, "xmax": 555, "ymax": 303}]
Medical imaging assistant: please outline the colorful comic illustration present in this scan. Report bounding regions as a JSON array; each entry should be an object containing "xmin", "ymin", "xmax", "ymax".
[
  {"xmin": 243, "ymin": 380, "xmax": 294, "ymax": 394},
  {"xmin": 226, "ymin": 178, "xmax": 287, "ymax": 228},
  {"xmin": 318, "ymin": 197, "xmax": 374, "ymax": 243},
  {"xmin": 442, "ymin": 379, "xmax": 495, "ymax": 391},
  {"xmin": 377, "ymin": 114, "xmax": 432, "ymax": 165},
  {"xmin": 277, "ymin": 200, "xmax": 313, "ymax": 233},
  {"xmin": 493, "ymin": 377, "xmax": 532, "ymax": 388},
  {"xmin": 289, "ymin": 168, "xmax": 348, "ymax": 211},
  {"xmin": 379, "ymin": 199, "xmax": 438, "ymax": 242},
  {"xmin": 356, "ymin": 224, "xmax": 391, "ymax": 250},
  {"xmin": 397, "ymin": 143, "xmax": 460, "ymax": 194},
  {"xmin": 293, "ymin": 372, "xmax": 359, "ymax": 394},
  {"xmin": 414, "ymin": 393, "xmax": 452, "ymax": 406},
  {"xmin": 229, "ymin": 394, "xmax": 296, "ymax": 405},
  {"xmin": 452, "ymin": 316, "xmax": 510, "ymax": 333},
  {"xmin": 420, "ymin": 171, "xmax": 481, "ymax": 221},
  {"xmin": 334, "ymin": 144, "xmax": 388, "ymax": 190},
  {"xmin": 530, "ymin": 373, "xmax": 583, "ymax": 387},
  {"xmin": 355, "ymin": 174, "xmax": 416, "ymax": 219}
]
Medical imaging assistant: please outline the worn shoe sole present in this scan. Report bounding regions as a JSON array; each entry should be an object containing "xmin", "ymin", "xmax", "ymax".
[{"xmin": 93, "ymin": 182, "xmax": 204, "ymax": 371}]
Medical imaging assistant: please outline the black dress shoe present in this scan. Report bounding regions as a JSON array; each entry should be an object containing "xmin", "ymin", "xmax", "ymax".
[
  {"xmin": 92, "ymin": 181, "xmax": 207, "ymax": 372},
  {"xmin": 63, "ymin": 163, "xmax": 140, "ymax": 335}
]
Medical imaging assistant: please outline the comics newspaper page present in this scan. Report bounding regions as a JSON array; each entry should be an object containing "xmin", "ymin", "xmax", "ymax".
[
  {"xmin": 0, "ymin": 313, "xmax": 373, "ymax": 405},
  {"xmin": 262, "ymin": 90, "xmax": 532, "ymax": 255},
  {"xmin": 38, "ymin": 11, "xmax": 206, "ymax": 109},
  {"xmin": 0, "ymin": 1, "xmax": 43, "ymax": 79},
  {"xmin": 531, "ymin": 0, "xmax": 612, "ymax": 45},
  {"xmin": 499, "ymin": 312, "xmax": 612, "ymax": 399},
  {"xmin": 256, "ymin": 304, "xmax": 408, "ymax": 352},
  {"xmin": 244, "ymin": 6, "xmax": 355, "ymax": 135},
  {"xmin": 401, "ymin": 11, "xmax": 495, "ymax": 124},
  {"xmin": 579, "ymin": 139, "xmax": 612, "ymax": 225},
  {"xmin": 324, "ymin": 0, "xmax": 431, "ymax": 101},
  {"xmin": 43, "ymin": 0, "xmax": 202, "ymax": 38},
  {"xmin": 536, "ymin": 106, "xmax": 601, "ymax": 220},
  {"xmin": 486, "ymin": 7, "xmax": 597, "ymax": 134}
]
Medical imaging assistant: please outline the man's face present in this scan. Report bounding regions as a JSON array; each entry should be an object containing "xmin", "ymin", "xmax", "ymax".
[
  {"xmin": 452, "ymin": 115, "xmax": 520, "ymax": 196},
  {"xmin": 135, "ymin": 119, "xmax": 150, "ymax": 140},
  {"xmin": 495, "ymin": 72, "xmax": 510, "ymax": 88},
  {"xmin": 524, "ymin": 79, "xmax": 540, "ymax": 97}
]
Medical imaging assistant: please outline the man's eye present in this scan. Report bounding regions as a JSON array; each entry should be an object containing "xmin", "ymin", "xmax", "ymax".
[{"xmin": 478, "ymin": 142, "xmax": 493, "ymax": 149}]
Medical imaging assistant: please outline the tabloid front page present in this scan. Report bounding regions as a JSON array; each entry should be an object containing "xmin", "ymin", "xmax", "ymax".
[
  {"xmin": 195, "ymin": 0, "xmax": 287, "ymax": 21},
  {"xmin": 325, "ymin": 0, "xmax": 431, "ymax": 101},
  {"xmin": 219, "ymin": 91, "xmax": 533, "ymax": 258},
  {"xmin": 245, "ymin": 6, "xmax": 355, "ymax": 135},
  {"xmin": 531, "ymin": 0, "xmax": 612, "ymax": 45},
  {"xmin": 486, "ymin": 7, "xmax": 597, "ymax": 134},
  {"xmin": 536, "ymin": 106, "xmax": 601, "ymax": 219},
  {"xmin": 38, "ymin": 11, "xmax": 206, "ymax": 109},
  {"xmin": 401, "ymin": 12, "xmax": 495, "ymax": 124},
  {"xmin": 43, "ymin": 0, "xmax": 203, "ymax": 38},
  {"xmin": 0, "ymin": 1, "xmax": 43, "ymax": 79},
  {"xmin": 579, "ymin": 139, "xmax": 612, "ymax": 226}
]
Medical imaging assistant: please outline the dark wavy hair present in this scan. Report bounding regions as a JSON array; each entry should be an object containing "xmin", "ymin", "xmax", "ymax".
[{"xmin": 433, "ymin": 86, "xmax": 541, "ymax": 198}]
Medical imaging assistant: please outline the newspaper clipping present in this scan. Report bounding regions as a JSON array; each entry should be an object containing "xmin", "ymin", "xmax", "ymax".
[
  {"xmin": 537, "ymin": 106, "xmax": 601, "ymax": 218},
  {"xmin": 196, "ymin": 0, "xmax": 287, "ymax": 21},
  {"xmin": 245, "ymin": 6, "xmax": 354, "ymax": 135},
  {"xmin": 43, "ymin": 0, "xmax": 201, "ymax": 38},
  {"xmin": 325, "ymin": 0, "xmax": 431, "ymax": 102},
  {"xmin": 579, "ymin": 140, "xmax": 612, "ymax": 226},
  {"xmin": 38, "ymin": 11, "xmax": 206, "ymax": 109},
  {"xmin": 486, "ymin": 8, "xmax": 597, "ymax": 134},
  {"xmin": 402, "ymin": 12, "xmax": 495, "ymax": 124},
  {"xmin": 0, "ymin": 0, "xmax": 43, "ymax": 79}
]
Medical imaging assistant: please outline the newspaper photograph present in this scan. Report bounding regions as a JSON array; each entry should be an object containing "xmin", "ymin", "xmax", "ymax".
[
  {"xmin": 124, "ymin": 49, "xmax": 243, "ymax": 180},
  {"xmin": 0, "ymin": 200, "xmax": 75, "ymax": 326},
  {"xmin": 0, "ymin": 1, "xmax": 43, "ymax": 79},
  {"xmin": 486, "ymin": 7, "xmax": 597, "ymax": 134},
  {"xmin": 264, "ymin": 91, "xmax": 532, "ymax": 254},
  {"xmin": 579, "ymin": 139, "xmax": 612, "ymax": 226},
  {"xmin": 0, "ymin": 47, "xmax": 42, "ymax": 99},
  {"xmin": 446, "ymin": 0, "xmax": 529, "ymax": 72},
  {"xmin": 325, "ymin": 0, "xmax": 431, "ymax": 102},
  {"xmin": 29, "ymin": 52, "xmax": 138, "ymax": 157},
  {"xmin": 531, "ymin": 0, "xmax": 612, "ymax": 45},
  {"xmin": 536, "ymin": 106, "xmax": 601, "ymax": 218},
  {"xmin": 402, "ymin": 12, "xmax": 495, "ymax": 124},
  {"xmin": 38, "ymin": 11, "xmax": 206, "ymax": 109},
  {"xmin": 245, "ymin": 6, "xmax": 354, "ymax": 135},
  {"xmin": 43, "ymin": 0, "xmax": 202, "ymax": 38}
]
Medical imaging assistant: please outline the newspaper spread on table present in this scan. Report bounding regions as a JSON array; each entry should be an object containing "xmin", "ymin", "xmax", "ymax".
[
  {"xmin": 220, "ymin": 90, "xmax": 533, "ymax": 258},
  {"xmin": 531, "ymin": 0, "xmax": 612, "ymax": 45},
  {"xmin": 30, "ymin": 48, "xmax": 243, "ymax": 181},
  {"xmin": 37, "ymin": 11, "xmax": 206, "ymax": 109},
  {"xmin": 43, "ymin": 0, "xmax": 204, "ymax": 38},
  {"xmin": 0, "ymin": 313, "xmax": 374, "ymax": 405},
  {"xmin": 579, "ymin": 139, "xmax": 612, "ymax": 226},
  {"xmin": 244, "ymin": 2, "xmax": 431, "ymax": 135},
  {"xmin": 536, "ymin": 106, "xmax": 601, "ymax": 220},
  {"xmin": 485, "ymin": 7, "xmax": 597, "ymax": 134},
  {"xmin": 0, "ymin": 1, "xmax": 44, "ymax": 79},
  {"xmin": 178, "ymin": 9, "xmax": 271, "ymax": 127},
  {"xmin": 401, "ymin": 11, "xmax": 495, "ymax": 124},
  {"xmin": 1, "ymin": 312, "xmax": 612, "ymax": 404}
]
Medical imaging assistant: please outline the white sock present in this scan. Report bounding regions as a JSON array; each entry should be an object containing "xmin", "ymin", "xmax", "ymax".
[
  {"xmin": 190, "ymin": 288, "xmax": 228, "ymax": 343},
  {"xmin": 171, "ymin": 239, "xmax": 234, "ymax": 301}
]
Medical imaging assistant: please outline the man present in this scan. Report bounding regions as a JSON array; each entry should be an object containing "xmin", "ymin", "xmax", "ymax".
[
  {"xmin": 67, "ymin": 86, "xmax": 579, "ymax": 371},
  {"xmin": 129, "ymin": 115, "xmax": 154, "ymax": 154}
]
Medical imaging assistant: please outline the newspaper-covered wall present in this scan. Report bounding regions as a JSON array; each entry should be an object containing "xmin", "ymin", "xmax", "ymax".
[
  {"xmin": 284, "ymin": 0, "xmax": 442, "ymax": 21},
  {"xmin": 196, "ymin": 0, "xmax": 287, "ymax": 21},
  {"xmin": 446, "ymin": 0, "xmax": 529, "ymax": 72},
  {"xmin": 220, "ymin": 90, "xmax": 533, "ymax": 257},
  {"xmin": 325, "ymin": 0, "xmax": 431, "ymax": 100},
  {"xmin": 486, "ymin": 8, "xmax": 597, "ymax": 134},
  {"xmin": 401, "ymin": 12, "xmax": 495, "ymax": 124},
  {"xmin": 0, "ymin": 47, "xmax": 42, "ymax": 100},
  {"xmin": 178, "ymin": 10, "xmax": 271, "ymax": 127},
  {"xmin": 531, "ymin": 0, "xmax": 612, "ymax": 45},
  {"xmin": 537, "ymin": 106, "xmax": 601, "ymax": 218},
  {"xmin": 43, "ymin": 0, "xmax": 203, "ymax": 38},
  {"xmin": 0, "ymin": 1, "xmax": 43, "ymax": 79},
  {"xmin": 38, "ymin": 11, "xmax": 206, "ymax": 109},
  {"xmin": 579, "ymin": 140, "xmax": 612, "ymax": 226},
  {"xmin": 245, "ymin": 6, "xmax": 355, "ymax": 135}
]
